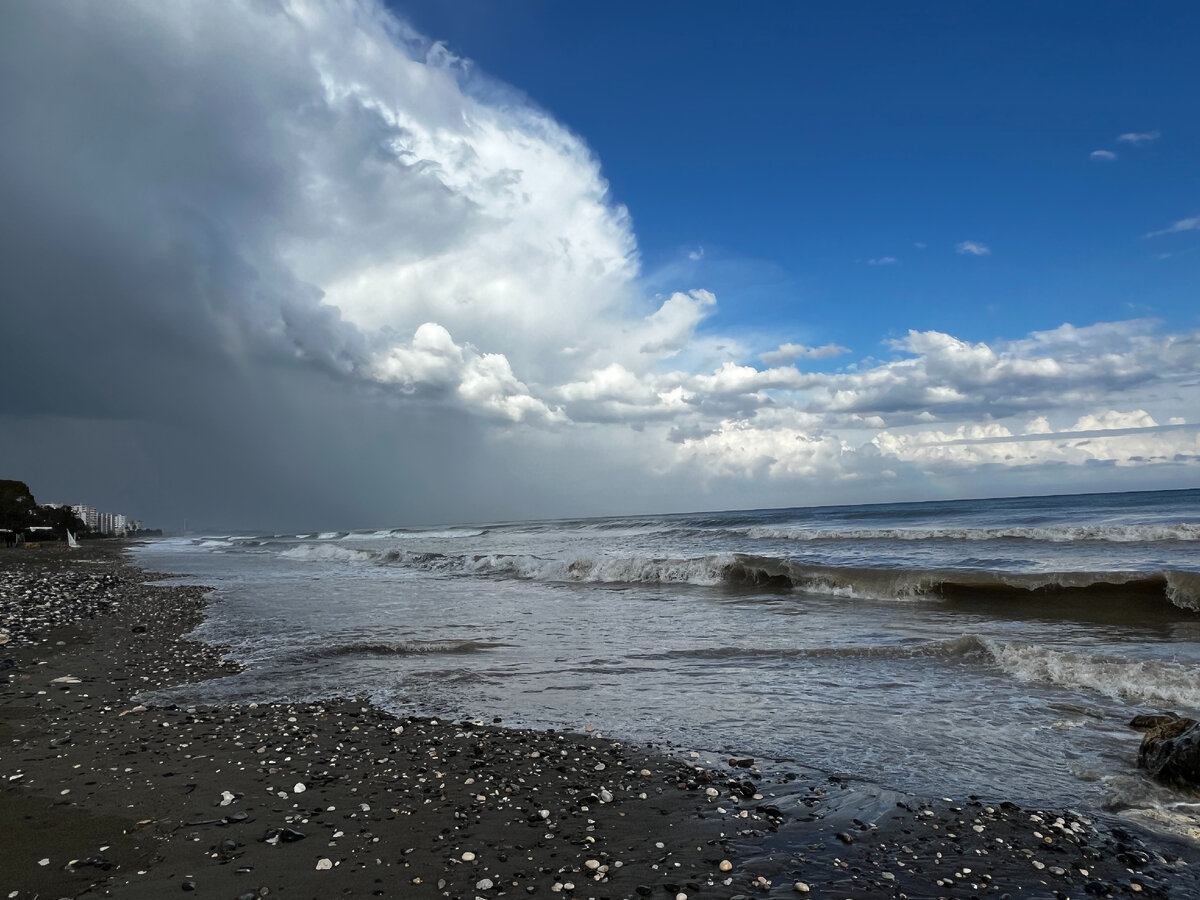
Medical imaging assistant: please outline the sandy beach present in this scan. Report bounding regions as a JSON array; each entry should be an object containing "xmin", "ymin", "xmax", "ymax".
[{"xmin": 1, "ymin": 544, "xmax": 1195, "ymax": 899}]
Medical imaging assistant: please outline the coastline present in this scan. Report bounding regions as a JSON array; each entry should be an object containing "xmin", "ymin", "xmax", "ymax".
[{"xmin": 1, "ymin": 544, "xmax": 1194, "ymax": 899}]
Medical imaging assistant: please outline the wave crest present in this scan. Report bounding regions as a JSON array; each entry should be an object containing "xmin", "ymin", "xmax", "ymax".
[
  {"xmin": 982, "ymin": 639, "xmax": 1200, "ymax": 711},
  {"xmin": 743, "ymin": 523, "xmax": 1200, "ymax": 544}
]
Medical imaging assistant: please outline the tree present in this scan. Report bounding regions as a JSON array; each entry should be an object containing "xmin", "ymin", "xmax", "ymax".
[
  {"xmin": 36, "ymin": 503, "xmax": 89, "ymax": 539},
  {"xmin": 0, "ymin": 479, "xmax": 40, "ymax": 531}
]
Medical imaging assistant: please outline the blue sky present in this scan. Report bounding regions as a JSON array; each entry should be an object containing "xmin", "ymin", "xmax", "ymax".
[
  {"xmin": 395, "ymin": 1, "xmax": 1199, "ymax": 357},
  {"xmin": 1, "ymin": 1, "xmax": 1197, "ymax": 528}
]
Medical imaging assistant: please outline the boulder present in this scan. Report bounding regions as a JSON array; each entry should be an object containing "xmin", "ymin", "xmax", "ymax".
[{"xmin": 1130, "ymin": 712, "xmax": 1200, "ymax": 790}]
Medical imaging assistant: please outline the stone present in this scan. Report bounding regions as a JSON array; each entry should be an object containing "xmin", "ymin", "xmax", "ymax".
[
  {"xmin": 315, "ymin": 858, "xmax": 333, "ymax": 870},
  {"xmin": 262, "ymin": 827, "xmax": 306, "ymax": 844},
  {"xmin": 1133, "ymin": 714, "xmax": 1200, "ymax": 790},
  {"xmin": 718, "ymin": 860, "xmax": 733, "ymax": 872}
]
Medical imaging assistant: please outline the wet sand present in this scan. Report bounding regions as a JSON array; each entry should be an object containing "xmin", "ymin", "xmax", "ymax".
[{"xmin": 1, "ymin": 543, "xmax": 1195, "ymax": 899}]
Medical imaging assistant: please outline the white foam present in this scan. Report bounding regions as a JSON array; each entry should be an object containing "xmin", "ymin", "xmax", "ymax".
[
  {"xmin": 391, "ymin": 528, "xmax": 486, "ymax": 540},
  {"xmin": 744, "ymin": 523, "xmax": 1200, "ymax": 543},
  {"xmin": 983, "ymin": 639, "xmax": 1200, "ymax": 711},
  {"xmin": 1166, "ymin": 571, "xmax": 1200, "ymax": 611},
  {"xmin": 280, "ymin": 543, "xmax": 375, "ymax": 562}
]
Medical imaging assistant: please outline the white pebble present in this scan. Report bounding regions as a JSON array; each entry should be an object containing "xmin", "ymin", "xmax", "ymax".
[
  {"xmin": 719, "ymin": 860, "xmax": 733, "ymax": 872},
  {"xmin": 461, "ymin": 852, "xmax": 476, "ymax": 862},
  {"xmin": 476, "ymin": 878, "xmax": 494, "ymax": 890},
  {"xmin": 293, "ymin": 782, "xmax": 306, "ymax": 793},
  {"xmin": 794, "ymin": 883, "xmax": 810, "ymax": 893},
  {"xmin": 315, "ymin": 858, "xmax": 333, "ymax": 870}
]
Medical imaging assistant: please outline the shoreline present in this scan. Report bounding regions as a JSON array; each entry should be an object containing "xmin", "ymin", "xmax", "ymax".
[{"xmin": 1, "ymin": 544, "xmax": 1195, "ymax": 899}]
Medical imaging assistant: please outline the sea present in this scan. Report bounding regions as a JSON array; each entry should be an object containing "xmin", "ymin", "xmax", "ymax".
[{"xmin": 135, "ymin": 488, "xmax": 1200, "ymax": 842}]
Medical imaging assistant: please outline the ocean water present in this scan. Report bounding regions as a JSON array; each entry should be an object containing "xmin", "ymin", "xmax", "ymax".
[{"xmin": 135, "ymin": 488, "xmax": 1200, "ymax": 840}]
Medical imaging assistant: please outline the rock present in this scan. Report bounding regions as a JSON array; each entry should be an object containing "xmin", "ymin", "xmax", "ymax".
[
  {"xmin": 1130, "ymin": 713, "xmax": 1181, "ymax": 731},
  {"xmin": 728, "ymin": 757, "xmax": 754, "ymax": 768},
  {"xmin": 262, "ymin": 827, "xmax": 306, "ymax": 844},
  {"xmin": 315, "ymin": 858, "xmax": 333, "ymax": 870},
  {"xmin": 476, "ymin": 878, "xmax": 494, "ymax": 890},
  {"xmin": 718, "ymin": 860, "xmax": 733, "ymax": 872},
  {"xmin": 1135, "ymin": 714, "xmax": 1200, "ymax": 789}
]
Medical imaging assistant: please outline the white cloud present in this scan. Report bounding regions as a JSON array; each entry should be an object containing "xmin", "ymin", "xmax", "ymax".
[
  {"xmin": 955, "ymin": 241, "xmax": 991, "ymax": 256},
  {"xmin": 371, "ymin": 323, "xmax": 563, "ymax": 423},
  {"xmin": 759, "ymin": 343, "xmax": 850, "ymax": 365},
  {"xmin": 1117, "ymin": 131, "xmax": 1161, "ymax": 145},
  {"xmin": 1090, "ymin": 149, "xmax": 1118, "ymax": 161},
  {"xmin": 1146, "ymin": 216, "xmax": 1200, "ymax": 238},
  {"xmin": 871, "ymin": 413, "xmax": 1199, "ymax": 472},
  {"xmin": 868, "ymin": 256, "xmax": 897, "ymax": 265}
]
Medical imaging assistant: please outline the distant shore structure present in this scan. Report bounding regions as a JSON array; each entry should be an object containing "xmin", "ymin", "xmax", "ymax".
[{"xmin": 45, "ymin": 503, "xmax": 142, "ymax": 537}]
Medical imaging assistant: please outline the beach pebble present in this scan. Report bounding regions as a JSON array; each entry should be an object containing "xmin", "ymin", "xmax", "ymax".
[
  {"xmin": 705, "ymin": 787, "xmax": 719, "ymax": 798},
  {"xmin": 219, "ymin": 791, "xmax": 235, "ymax": 806},
  {"xmin": 476, "ymin": 878, "xmax": 494, "ymax": 890},
  {"xmin": 585, "ymin": 859, "xmax": 600, "ymax": 870},
  {"xmin": 599, "ymin": 788, "xmax": 613, "ymax": 803},
  {"xmin": 293, "ymin": 782, "xmax": 306, "ymax": 793},
  {"xmin": 719, "ymin": 860, "xmax": 733, "ymax": 872},
  {"xmin": 315, "ymin": 858, "xmax": 333, "ymax": 870},
  {"xmin": 793, "ymin": 883, "xmax": 810, "ymax": 893},
  {"xmin": 461, "ymin": 851, "xmax": 476, "ymax": 862}
]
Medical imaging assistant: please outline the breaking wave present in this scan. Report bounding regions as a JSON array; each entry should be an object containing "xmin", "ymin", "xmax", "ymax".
[
  {"xmin": 741, "ymin": 523, "xmax": 1200, "ymax": 543},
  {"xmin": 982, "ymin": 639, "xmax": 1200, "ymax": 711},
  {"xmin": 372, "ymin": 549, "xmax": 1199, "ymax": 613},
  {"xmin": 280, "ymin": 543, "xmax": 376, "ymax": 562},
  {"xmin": 638, "ymin": 636, "xmax": 1200, "ymax": 711}
]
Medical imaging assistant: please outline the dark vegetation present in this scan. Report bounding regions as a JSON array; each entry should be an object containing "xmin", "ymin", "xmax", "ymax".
[{"xmin": 0, "ymin": 479, "xmax": 88, "ymax": 541}]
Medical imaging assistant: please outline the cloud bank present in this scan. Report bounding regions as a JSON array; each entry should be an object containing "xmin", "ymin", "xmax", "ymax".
[{"xmin": 0, "ymin": 0, "xmax": 1196, "ymax": 529}]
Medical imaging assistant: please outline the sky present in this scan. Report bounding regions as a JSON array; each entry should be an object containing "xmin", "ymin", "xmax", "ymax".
[{"xmin": 0, "ymin": 1, "xmax": 1197, "ymax": 531}]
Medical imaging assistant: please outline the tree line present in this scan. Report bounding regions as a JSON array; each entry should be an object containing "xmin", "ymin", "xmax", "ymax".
[{"xmin": 0, "ymin": 479, "xmax": 89, "ymax": 541}]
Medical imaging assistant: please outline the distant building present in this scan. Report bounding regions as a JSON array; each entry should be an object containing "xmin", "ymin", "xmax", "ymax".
[{"xmin": 68, "ymin": 503, "xmax": 132, "ymax": 536}]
